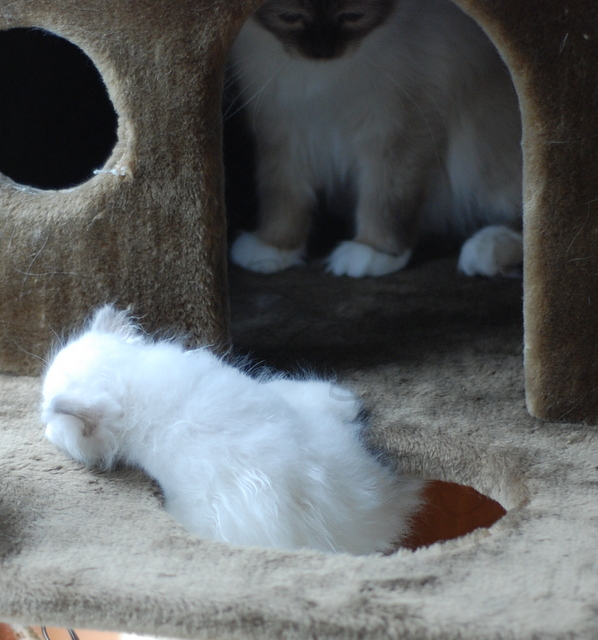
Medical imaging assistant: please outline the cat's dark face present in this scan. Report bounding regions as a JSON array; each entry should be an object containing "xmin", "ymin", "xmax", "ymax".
[{"xmin": 254, "ymin": 0, "xmax": 396, "ymax": 60}]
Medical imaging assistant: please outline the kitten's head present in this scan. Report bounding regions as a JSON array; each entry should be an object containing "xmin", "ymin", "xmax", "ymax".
[
  {"xmin": 254, "ymin": 0, "xmax": 395, "ymax": 60},
  {"xmin": 41, "ymin": 306, "xmax": 142, "ymax": 468}
]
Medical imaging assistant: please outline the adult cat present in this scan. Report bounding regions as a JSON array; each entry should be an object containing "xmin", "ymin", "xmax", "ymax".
[{"xmin": 228, "ymin": 0, "xmax": 523, "ymax": 277}]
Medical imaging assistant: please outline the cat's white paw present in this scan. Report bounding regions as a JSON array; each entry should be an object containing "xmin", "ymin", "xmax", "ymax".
[
  {"xmin": 458, "ymin": 225, "xmax": 523, "ymax": 277},
  {"xmin": 327, "ymin": 241, "xmax": 412, "ymax": 277},
  {"xmin": 230, "ymin": 232, "xmax": 304, "ymax": 274}
]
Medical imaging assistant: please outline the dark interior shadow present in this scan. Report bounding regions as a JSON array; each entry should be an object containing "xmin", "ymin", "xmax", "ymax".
[{"xmin": 228, "ymin": 260, "xmax": 523, "ymax": 375}]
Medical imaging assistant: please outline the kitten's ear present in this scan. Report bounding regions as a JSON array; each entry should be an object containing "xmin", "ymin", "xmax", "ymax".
[
  {"xmin": 89, "ymin": 305, "xmax": 143, "ymax": 343},
  {"xmin": 47, "ymin": 394, "xmax": 108, "ymax": 435},
  {"xmin": 44, "ymin": 392, "xmax": 122, "ymax": 469}
]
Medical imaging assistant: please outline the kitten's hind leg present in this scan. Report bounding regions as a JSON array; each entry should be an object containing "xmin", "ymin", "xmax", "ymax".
[
  {"xmin": 267, "ymin": 378, "xmax": 362, "ymax": 424},
  {"xmin": 458, "ymin": 225, "xmax": 523, "ymax": 277}
]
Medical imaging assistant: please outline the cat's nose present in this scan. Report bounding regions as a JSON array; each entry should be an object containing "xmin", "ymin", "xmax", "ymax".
[{"xmin": 303, "ymin": 28, "xmax": 342, "ymax": 60}]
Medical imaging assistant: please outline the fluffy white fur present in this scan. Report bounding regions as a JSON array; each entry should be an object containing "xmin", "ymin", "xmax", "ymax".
[
  {"xmin": 327, "ymin": 241, "xmax": 413, "ymax": 278},
  {"xmin": 230, "ymin": 232, "xmax": 304, "ymax": 273},
  {"xmin": 41, "ymin": 306, "xmax": 423, "ymax": 554},
  {"xmin": 457, "ymin": 225, "xmax": 523, "ymax": 277},
  {"xmin": 229, "ymin": 0, "xmax": 523, "ymax": 278}
]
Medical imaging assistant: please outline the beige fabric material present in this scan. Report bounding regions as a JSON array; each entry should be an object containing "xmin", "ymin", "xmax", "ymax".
[
  {"xmin": 1, "ymin": 259, "xmax": 597, "ymax": 639},
  {"xmin": 0, "ymin": 0, "xmax": 235, "ymax": 375}
]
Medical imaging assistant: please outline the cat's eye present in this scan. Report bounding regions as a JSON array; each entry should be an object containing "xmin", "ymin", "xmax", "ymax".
[
  {"xmin": 278, "ymin": 13, "xmax": 304, "ymax": 25},
  {"xmin": 337, "ymin": 12, "xmax": 366, "ymax": 25}
]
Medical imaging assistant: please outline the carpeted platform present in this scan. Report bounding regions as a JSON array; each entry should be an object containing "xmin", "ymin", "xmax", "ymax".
[{"xmin": 1, "ymin": 256, "xmax": 597, "ymax": 638}]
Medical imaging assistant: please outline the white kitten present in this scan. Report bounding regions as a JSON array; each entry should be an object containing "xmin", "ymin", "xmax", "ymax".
[
  {"xmin": 41, "ymin": 306, "xmax": 423, "ymax": 554},
  {"xmin": 228, "ymin": 0, "xmax": 523, "ymax": 278}
]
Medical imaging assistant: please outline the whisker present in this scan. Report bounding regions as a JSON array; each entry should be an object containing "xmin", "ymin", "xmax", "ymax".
[
  {"xmin": 223, "ymin": 53, "xmax": 263, "ymax": 90},
  {"xmin": 363, "ymin": 51, "xmax": 450, "ymax": 122},
  {"xmin": 223, "ymin": 59, "xmax": 290, "ymax": 123},
  {"xmin": 251, "ymin": 60, "xmax": 291, "ymax": 124},
  {"xmin": 10, "ymin": 339, "xmax": 50, "ymax": 367},
  {"xmin": 49, "ymin": 324, "xmax": 65, "ymax": 349}
]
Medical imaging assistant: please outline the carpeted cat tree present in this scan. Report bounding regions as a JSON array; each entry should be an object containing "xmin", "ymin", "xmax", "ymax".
[{"xmin": 1, "ymin": 0, "xmax": 598, "ymax": 638}]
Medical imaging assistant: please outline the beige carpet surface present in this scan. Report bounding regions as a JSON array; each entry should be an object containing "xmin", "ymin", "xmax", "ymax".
[{"xmin": 1, "ymin": 256, "xmax": 597, "ymax": 639}]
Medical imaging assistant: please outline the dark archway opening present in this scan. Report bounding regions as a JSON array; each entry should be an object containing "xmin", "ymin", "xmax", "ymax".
[{"xmin": 0, "ymin": 28, "xmax": 118, "ymax": 190}]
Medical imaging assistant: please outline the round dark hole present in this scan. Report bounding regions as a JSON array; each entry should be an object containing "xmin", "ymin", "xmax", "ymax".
[{"xmin": 0, "ymin": 28, "xmax": 118, "ymax": 190}]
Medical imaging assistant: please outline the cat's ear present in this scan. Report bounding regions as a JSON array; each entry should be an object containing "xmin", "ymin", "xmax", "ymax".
[
  {"xmin": 89, "ymin": 305, "xmax": 144, "ymax": 344},
  {"xmin": 46, "ymin": 393, "xmax": 115, "ymax": 435},
  {"xmin": 43, "ymin": 392, "xmax": 122, "ymax": 469}
]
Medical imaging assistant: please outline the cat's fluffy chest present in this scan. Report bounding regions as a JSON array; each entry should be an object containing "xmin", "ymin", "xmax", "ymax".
[
  {"xmin": 229, "ymin": 3, "xmax": 470, "ymax": 181},
  {"xmin": 231, "ymin": 16, "xmax": 412, "ymax": 185}
]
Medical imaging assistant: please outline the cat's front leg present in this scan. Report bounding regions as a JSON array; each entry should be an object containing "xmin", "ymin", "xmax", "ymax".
[
  {"xmin": 230, "ymin": 149, "xmax": 313, "ymax": 274},
  {"xmin": 328, "ymin": 151, "xmax": 423, "ymax": 278}
]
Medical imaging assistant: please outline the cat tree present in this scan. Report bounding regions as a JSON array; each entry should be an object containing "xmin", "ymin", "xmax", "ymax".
[{"xmin": 1, "ymin": 0, "xmax": 598, "ymax": 638}]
